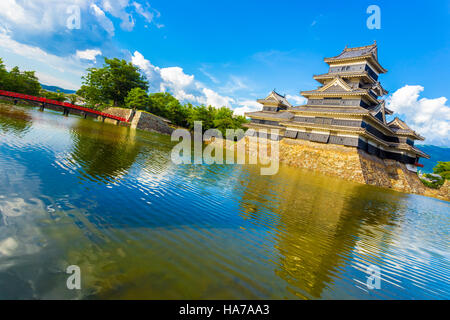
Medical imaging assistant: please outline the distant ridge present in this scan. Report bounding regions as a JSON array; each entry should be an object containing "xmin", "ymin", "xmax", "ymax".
[
  {"xmin": 417, "ymin": 145, "xmax": 450, "ymax": 173},
  {"xmin": 40, "ymin": 84, "xmax": 77, "ymax": 94}
]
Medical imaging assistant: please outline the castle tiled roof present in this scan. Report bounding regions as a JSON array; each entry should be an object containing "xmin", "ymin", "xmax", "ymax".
[
  {"xmin": 313, "ymin": 71, "xmax": 372, "ymax": 79},
  {"xmin": 257, "ymin": 90, "xmax": 292, "ymax": 108},
  {"xmin": 324, "ymin": 42, "xmax": 387, "ymax": 73},
  {"xmin": 245, "ymin": 111, "xmax": 294, "ymax": 120},
  {"xmin": 289, "ymin": 106, "xmax": 369, "ymax": 114},
  {"xmin": 326, "ymin": 43, "xmax": 378, "ymax": 60},
  {"xmin": 301, "ymin": 88, "xmax": 374, "ymax": 96},
  {"xmin": 387, "ymin": 117, "xmax": 425, "ymax": 140}
]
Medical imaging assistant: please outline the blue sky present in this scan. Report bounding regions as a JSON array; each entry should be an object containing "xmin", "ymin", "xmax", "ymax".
[{"xmin": 0, "ymin": 0, "xmax": 449, "ymax": 145}]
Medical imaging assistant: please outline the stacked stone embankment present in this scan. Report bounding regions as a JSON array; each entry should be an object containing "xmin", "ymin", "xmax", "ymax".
[
  {"xmin": 214, "ymin": 136, "xmax": 449, "ymax": 202},
  {"xmin": 101, "ymin": 107, "xmax": 173, "ymax": 135}
]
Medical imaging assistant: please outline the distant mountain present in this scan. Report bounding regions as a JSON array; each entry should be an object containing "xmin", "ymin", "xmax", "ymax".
[
  {"xmin": 416, "ymin": 145, "xmax": 450, "ymax": 173},
  {"xmin": 40, "ymin": 84, "xmax": 77, "ymax": 94}
]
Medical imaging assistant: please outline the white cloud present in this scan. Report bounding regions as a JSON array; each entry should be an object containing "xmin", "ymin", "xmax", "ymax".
[
  {"xmin": 90, "ymin": 3, "xmax": 115, "ymax": 36},
  {"xmin": 0, "ymin": 31, "xmax": 81, "ymax": 75},
  {"xmin": 36, "ymin": 72, "xmax": 79, "ymax": 91},
  {"xmin": 131, "ymin": 51, "xmax": 234, "ymax": 108},
  {"xmin": 100, "ymin": 0, "xmax": 162, "ymax": 30},
  {"xmin": 0, "ymin": 31, "xmax": 87, "ymax": 89},
  {"xmin": 233, "ymin": 100, "xmax": 261, "ymax": 116},
  {"xmin": 0, "ymin": 0, "xmax": 109, "ymax": 35},
  {"xmin": 202, "ymin": 88, "xmax": 234, "ymax": 108},
  {"xmin": 132, "ymin": 1, "xmax": 155, "ymax": 24},
  {"xmin": 387, "ymin": 85, "xmax": 450, "ymax": 146},
  {"xmin": 0, "ymin": 1, "xmax": 161, "ymax": 38},
  {"xmin": 0, "ymin": 0, "xmax": 27, "ymax": 25},
  {"xmin": 286, "ymin": 94, "xmax": 307, "ymax": 105},
  {"xmin": 0, "ymin": 0, "xmax": 65, "ymax": 33},
  {"xmin": 199, "ymin": 67, "xmax": 219, "ymax": 84},
  {"xmin": 131, "ymin": 50, "xmax": 153, "ymax": 72},
  {"xmin": 76, "ymin": 49, "xmax": 102, "ymax": 61},
  {"xmin": 220, "ymin": 76, "xmax": 249, "ymax": 94},
  {"xmin": 100, "ymin": 0, "xmax": 134, "ymax": 31},
  {"xmin": 160, "ymin": 67, "xmax": 195, "ymax": 90}
]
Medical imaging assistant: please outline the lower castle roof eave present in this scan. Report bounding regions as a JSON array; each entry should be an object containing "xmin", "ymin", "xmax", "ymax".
[
  {"xmin": 324, "ymin": 55, "xmax": 388, "ymax": 74},
  {"xmin": 289, "ymin": 109, "xmax": 368, "ymax": 116},
  {"xmin": 300, "ymin": 91, "xmax": 380, "ymax": 104},
  {"xmin": 313, "ymin": 71, "xmax": 376, "ymax": 83},
  {"xmin": 243, "ymin": 123, "xmax": 285, "ymax": 131},
  {"xmin": 246, "ymin": 123, "xmax": 429, "ymax": 158}
]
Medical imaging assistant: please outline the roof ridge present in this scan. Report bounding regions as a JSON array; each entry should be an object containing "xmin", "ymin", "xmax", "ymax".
[
  {"xmin": 387, "ymin": 117, "xmax": 415, "ymax": 131},
  {"xmin": 272, "ymin": 90, "xmax": 285, "ymax": 98},
  {"xmin": 344, "ymin": 42, "xmax": 377, "ymax": 52}
]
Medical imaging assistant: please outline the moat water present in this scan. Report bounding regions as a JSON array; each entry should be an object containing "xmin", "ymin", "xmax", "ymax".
[{"xmin": 0, "ymin": 104, "xmax": 449, "ymax": 299}]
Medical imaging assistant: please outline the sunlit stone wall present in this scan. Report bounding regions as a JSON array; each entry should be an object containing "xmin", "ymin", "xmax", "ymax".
[{"xmin": 215, "ymin": 137, "xmax": 449, "ymax": 202}]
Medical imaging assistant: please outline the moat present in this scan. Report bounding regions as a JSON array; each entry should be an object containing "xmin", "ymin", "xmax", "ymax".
[{"xmin": 0, "ymin": 104, "xmax": 449, "ymax": 299}]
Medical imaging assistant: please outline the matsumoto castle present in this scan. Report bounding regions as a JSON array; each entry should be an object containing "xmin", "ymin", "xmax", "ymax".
[{"xmin": 245, "ymin": 42, "xmax": 429, "ymax": 167}]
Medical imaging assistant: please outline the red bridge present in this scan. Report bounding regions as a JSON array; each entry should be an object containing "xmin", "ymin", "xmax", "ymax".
[{"xmin": 0, "ymin": 90, "xmax": 128, "ymax": 123}]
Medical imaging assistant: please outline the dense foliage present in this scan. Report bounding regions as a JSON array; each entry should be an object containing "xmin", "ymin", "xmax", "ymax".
[
  {"xmin": 125, "ymin": 87, "xmax": 149, "ymax": 110},
  {"xmin": 77, "ymin": 58, "xmax": 148, "ymax": 109},
  {"xmin": 74, "ymin": 56, "xmax": 247, "ymax": 132},
  {"xmin": 0, "ymin": 58, "xmax": 41, "ymax": 96},
  {"xmin": 40, "ymin": 89, "xmax": 66, "ymax": 102},
  {"xmin": 420, "ymin": 161, "xmax": 449, "ymax": 189},
  {"xmin": 1, "ymin": 55, "xmax": 248, "ymax": 133},
  {"xmin": 129, "ymin": 91, "xmax": 248, "ymax": 133},
  {"xmin": 433, "ymin": 161, "xmax": 450, "ymax": 180}
]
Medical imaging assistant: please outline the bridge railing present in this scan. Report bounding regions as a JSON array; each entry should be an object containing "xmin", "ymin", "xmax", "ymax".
[{"xmin": 0, "ymin": 89, "xmax": 129, "ymax": 122}]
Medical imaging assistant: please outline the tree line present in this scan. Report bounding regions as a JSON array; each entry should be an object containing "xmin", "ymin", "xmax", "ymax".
[
  {"xmin": 420, "ymin": 161, "xmax": 450, "ymax": 189},
  {"xmin": 0, "ymin": 58, "xmax": 41, "ymax": 96},
  {"xmin": 76, "ymin": 57, "xmax": 248, "ymax": 133},
  {"xmin": 0, "ymin": 57, "xmax": 78, "ymax": 103},
  {"xmin": 0, "ymin": 56, "xmax": 248, "ymax": 133}
]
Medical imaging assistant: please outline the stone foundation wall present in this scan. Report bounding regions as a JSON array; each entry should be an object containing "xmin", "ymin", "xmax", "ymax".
[
  {"xmin": 101, "ymin": 107, "xmax": 134, "ymax": 120},
  {"xmin": 130, "ymin": 111, "xmax": 173, "ymax": 135},
  {"xmin": 215, "ymin": 137, "xmax": 449, "ymax": 202},
  {"xmin": 99, "ymin": 107, "xmax": 133, "ymax": 125},
  {"xmin": 428, "ymin": 181, "xmax": 450, "ymax": 200},
  {"xmin": 99, "ymin": 107, "xmax": 173, "ymax": 135}
]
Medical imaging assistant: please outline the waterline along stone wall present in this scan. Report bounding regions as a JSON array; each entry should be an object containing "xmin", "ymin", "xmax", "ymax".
[
  {"xmin": 213, "ymin": 136, "xmax": 449, "ymax": 202},
  {"xmin": 101, "ymin": 107, "xmax": 134, "ymax": 124}
]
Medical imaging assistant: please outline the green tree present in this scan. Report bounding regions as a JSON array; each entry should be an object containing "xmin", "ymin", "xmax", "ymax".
[
  {"xmin": 3, "ymin": 66, "xmax": 41, "ymax": 95},
  {"xmin": 125, "ymin": 87, "xmax": 149, "ymax": 110},
  {"xmin": 433, "ymin": 161, "xmax": 450, "ymax": 180},
  {"xmin": 213, "ymin": 107, "xmax": 236, "ymax": 135},
  {"xmin": 77, "ymin": 57, "xmax": 148, "ymax": 109},
  {"xmin": 148, "ymin": 92, "xmax": 179, "ymax": 115},
  {"xmin": 0, "ymin": 58, "xmax": 8, "ymax": 89},
  {"xmin": 147, "ymin": 92, "xmax": 191, "ymax": 127},
  {"xmin": 187, "ymin": 105, "xmax": 217, "ymax": 132},
  {"xmin": 68, "ymin": 94, "xmax": 78, "ymax": 105},
  {"xmin": 41, "ymin": 89, "xmax": 66, "ymax": 102},
  {"xmin": 166, "ymin": 102, "xmax": 190, "ymax": 127},
  {"xmin": 212, "ymin": 107, "xmax": 249, "ymax": 135}
]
